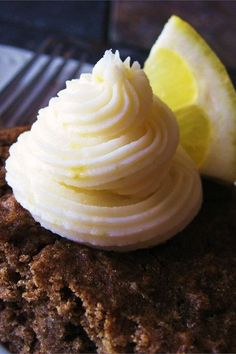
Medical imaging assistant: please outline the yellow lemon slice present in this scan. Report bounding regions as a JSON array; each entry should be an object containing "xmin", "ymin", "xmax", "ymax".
[{"xmin": 144, "ymin": 15, "xmax": 236, "ymax": 182}]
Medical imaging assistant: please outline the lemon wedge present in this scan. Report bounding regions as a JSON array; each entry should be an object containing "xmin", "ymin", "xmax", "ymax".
[{"xmin": 144, "ymin": 15, "xmax": 236, "ymax": 182}]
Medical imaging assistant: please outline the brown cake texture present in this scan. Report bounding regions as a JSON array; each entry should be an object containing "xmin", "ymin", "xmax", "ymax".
[{"xmin": 0, "ymin": 127, "xmax": 236, "ymax": 354}]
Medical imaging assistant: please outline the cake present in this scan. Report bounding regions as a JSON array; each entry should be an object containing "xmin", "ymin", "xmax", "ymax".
[{"xmin": 0, "ymin": 126, "xmax": 235, "ymax": 353}]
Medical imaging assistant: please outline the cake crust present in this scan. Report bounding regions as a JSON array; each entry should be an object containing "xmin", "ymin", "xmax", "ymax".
[{"xmin": 0, "ymin": 127, "xmax": 236, "ymax": 353}]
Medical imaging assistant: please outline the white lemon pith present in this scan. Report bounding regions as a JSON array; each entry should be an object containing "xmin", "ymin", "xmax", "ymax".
[
  {"xmin": 6, "ymin": 51, "xmax": 202, "ymax": 250},
  {"xmin": 144, "ymin": 15, "xmax": 236, "ymax": 182}
]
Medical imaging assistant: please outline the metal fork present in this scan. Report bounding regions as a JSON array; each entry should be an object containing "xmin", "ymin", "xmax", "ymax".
[{"xmin": 0, "ymin": 37, "xmax": 88, "ymax": 128}]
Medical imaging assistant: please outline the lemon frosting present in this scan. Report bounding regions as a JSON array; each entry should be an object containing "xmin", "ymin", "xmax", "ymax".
[{"xmin": 6, "ymin": 50, "xmax": 202, "ymax": 250}]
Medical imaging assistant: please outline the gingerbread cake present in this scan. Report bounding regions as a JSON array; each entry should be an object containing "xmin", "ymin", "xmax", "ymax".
[{"xmin": 0, "ymin": 126, "xmax": 236, "ymax": 353}]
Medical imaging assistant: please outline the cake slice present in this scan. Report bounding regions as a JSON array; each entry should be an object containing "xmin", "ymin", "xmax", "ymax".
[{"xmin": 0, "ymin": 127, "xmax": 236, "ymax": 353}]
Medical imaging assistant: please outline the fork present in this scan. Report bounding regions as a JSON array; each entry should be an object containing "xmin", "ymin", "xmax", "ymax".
[{"xmin": 0, "ymin": 37, "xmax": 88, "ymax": 128}]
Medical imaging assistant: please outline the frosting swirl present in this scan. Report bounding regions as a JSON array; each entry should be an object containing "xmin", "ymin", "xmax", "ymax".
[{"xmin": 6, "ymin": 50, "xmax": 202, "ymax": 250}]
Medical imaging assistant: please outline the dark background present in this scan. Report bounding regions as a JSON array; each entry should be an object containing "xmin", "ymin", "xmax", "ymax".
[{"xmin": 0, "ymin": 0, "xmax": 235, "ymax": 71}]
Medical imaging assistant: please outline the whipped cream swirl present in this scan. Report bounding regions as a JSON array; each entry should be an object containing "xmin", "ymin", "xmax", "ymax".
[{"xmin": 6, "ymin": 50, "xmax": 202, "ymax": 250}]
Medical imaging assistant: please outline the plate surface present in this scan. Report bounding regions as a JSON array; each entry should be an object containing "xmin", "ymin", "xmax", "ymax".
[
  {"xmin": 0, "ymin": 44, "xmax": 92, "ymax": 92},
  {"xmin": 0, "ymin": 44, "xmax": 32, "ymax": 91}
]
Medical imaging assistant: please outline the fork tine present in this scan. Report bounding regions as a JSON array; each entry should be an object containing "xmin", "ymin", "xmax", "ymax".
[
  {"xmin": 1, "ymin": 41, "xmax": 64, "ymax": 125},
  {"xmin": 18, "ymin": 48, "xmax": 82, "ymax": 125},
  {"xmin": 67, "ymin": 52, "xmax": 88, "ymax": 80},
  {"xmin": 0, "ymin": 37, "xmax": 54, "ymax": 105}
]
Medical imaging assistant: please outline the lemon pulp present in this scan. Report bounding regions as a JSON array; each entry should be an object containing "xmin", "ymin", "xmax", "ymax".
[{"xmin": 145, "ymin": 48, "xmax": 197, "ymax": 111}]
